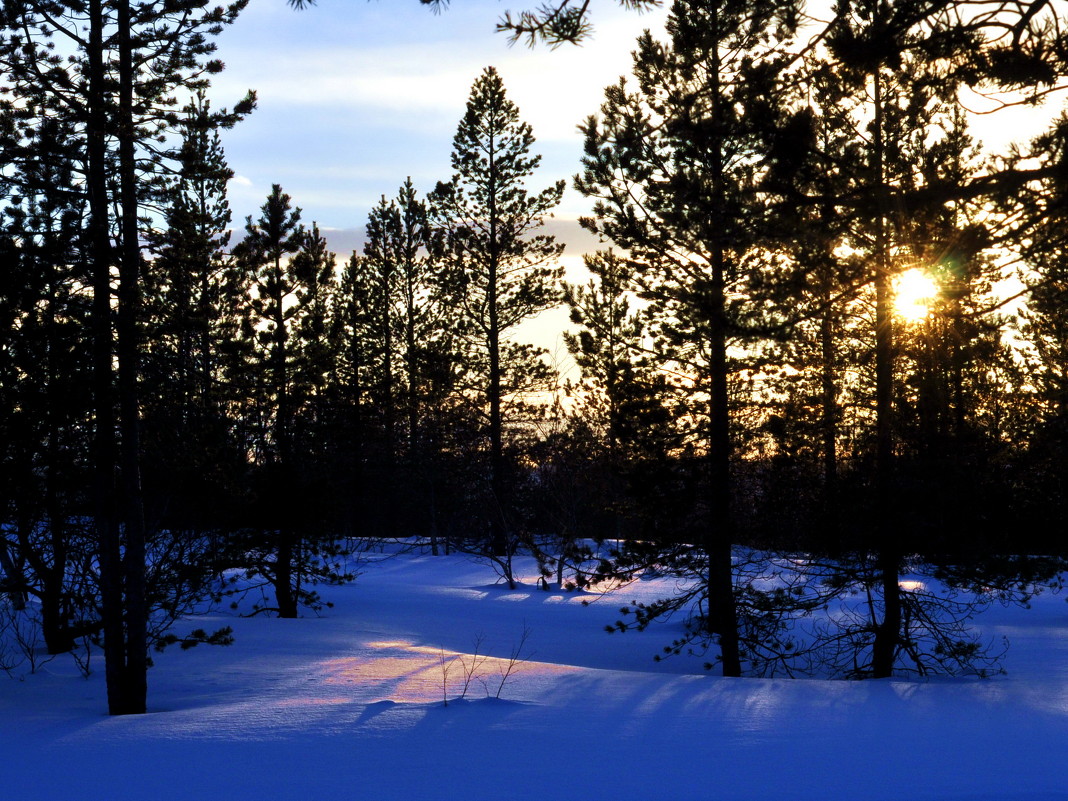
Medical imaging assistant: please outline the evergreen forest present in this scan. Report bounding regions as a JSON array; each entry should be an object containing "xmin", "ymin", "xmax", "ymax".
[{"xmin": 3, "ymin": 0, "xmax": 1068, "ymax": 714}]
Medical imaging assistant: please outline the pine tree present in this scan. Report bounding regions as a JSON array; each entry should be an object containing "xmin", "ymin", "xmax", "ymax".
[
  {"xmin": 817, "ymin": 0, "xmax": 1017, "ymax": 678},
  {"xmin": 231, "ymin": 185, "xmax": 312, "ymax": 618},
  {"xmin": 1011, "ymin": 117, "xmax": 1068, "ymax": 544},
  {"xmin": 346, "ymin": 180, "xmax": 450, "ymax": 538},
  {"xmin": 576, "ymin": 0, "xmax": 804, "ymax": 676},
  {"xmin": 393, "ymin": 179, "xmax": 442, "ymax": 462},
  {"xmin": 0, "ymin": 111, "xmax": 95, "ymax": 655},
  {"xmin": 429, "ymin": 66, "xmax": 564, "ymax": 575},
  {"xmin": 142, "ymin": 92, "xmax": 244, "ymax": 537},
  {"xmin": 362, "ymin": 193, "xmax": 402, "ymax": 474},
  {"xmin": 752, "ymin": 0, "xmax": 1068, "ymax": 678},
  {"xmin": 563, "ymin": 251, "xmax": 679, "ymax": 534},
  {"xmin": 0, "ymin": 0, "xmax": 250, "ymax": 713},
  {"xmin": 560, "ymin": 250, "xmax": 688, "ymax": 589},
  {"xmin": 330, "ymin": 251, "xmax": 376, "ymax": 536},
  {"xmin": 564, "ymin": 251, "xmax": 645, "ymax": 459}
]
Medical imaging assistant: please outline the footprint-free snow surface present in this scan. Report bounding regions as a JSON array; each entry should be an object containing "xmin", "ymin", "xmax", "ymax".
[{"xmin": 4, "ymin": 548, "xmax": 1068, "ymax": 800}]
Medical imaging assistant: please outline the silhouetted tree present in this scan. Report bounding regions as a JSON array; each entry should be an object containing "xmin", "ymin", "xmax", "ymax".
[
  {"xmin": 576, "ymin": 0, "xmax": 804, "ymax": 676},
  {"xmin": 0, "ymin": 0, "xmax": 250, "ymax": 713},
  {"xmin": 231, "ymin": 186, "xmax": 344, "ymax": 617},
  {"xmin": 429, "ymin": 66, "xmax": 564, "ymax": 577}
]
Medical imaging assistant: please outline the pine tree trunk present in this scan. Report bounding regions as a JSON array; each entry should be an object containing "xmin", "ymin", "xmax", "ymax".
[
  {"xmin": 42, "ymin": 481, "xmax": 72, "ymax": 655},
  {"xmin": 272, "ymin": 258, "xmax": 297, "ymax": 619},
  {"xmin": 489, "ymin": 295, "xmax": 504, "ymax": 556},
  {"xmin": 708, "ymin": 276, "xmax": 741, "ymax": 678},
  {"xmin": 39, "ymin": 576, "xmax": 73, "ymax": 655},
  {"xmin": 275, "ymin": 530, "xmax": 297, "ymax": 618},
  {"xmin": 819, "ymin": 284, "xmax": 840, "ymax": 551},
  {"xmin": 116, "ymin": 0, "xmax": 148, "ymax": 713},
  {"xmin": 43, "ymin": 272, "xmax": 72, "ymax": 655},
  {"xmin": 429, "ymin": 472, "xmax": 440, "ymax": 557},
  {"xmin": 487, "ymin": 143, "xmax": 507, "ymax": 559},
  {"xmin": 705, "ymin": 4, "xmax": 741, "ymax": 678},
  {"xmin": 405, "ymin": 266, "xmax": 422, "ymax": 539},
  {"xmin": 87, "ymin": 0, "xmax": 126, "ymax": 717},
  {"xmin": 871, "ymin": 67, "xmax": 900, "ymax": 680},
  {"xmin": 382, "ymin": 271, "xmax": 396, "ymax": 536},
  {"xmin": 0, "ymin": 539, "xmax": 26, "ymax": 610},
  {"xmin": 873, "ymin": 547, "xmax": 902, "ymax": 676},
  {"xmin": 406, "ymin": 273, "xmax": 418, "ymax": 456}
]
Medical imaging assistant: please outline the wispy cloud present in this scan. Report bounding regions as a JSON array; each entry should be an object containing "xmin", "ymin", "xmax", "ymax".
[
  {"xmin": 212, "ymin": 6, "xmax": 664, "ymax": 142},
  {"xmin": 208, "ymin": 1, "xmax": 665, "ymax": 238}
]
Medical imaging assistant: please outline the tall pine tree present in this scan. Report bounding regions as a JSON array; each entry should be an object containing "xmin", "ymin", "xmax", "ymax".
[
  {"xmin": 576, "ymin": 0, "xmax": 804, "ymax": 676},
  {"xmin": 232, "ymin": 185, "xmax": 344, "ymax": 618},
  {"xmin": 429, "ymin": 66, "xmax": 564, "ymax": 577}
]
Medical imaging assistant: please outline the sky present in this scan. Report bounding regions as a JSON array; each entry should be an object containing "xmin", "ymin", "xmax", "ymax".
[
  {"xmin": 203, "ymin": 0, "xmax": 1064, "ymax": 357},
  {"xmin": 206, "ymin": 0, "xmax": 1061, "ymax": 252},
  {"xmin": 207, "ymin": 0, "xmax": 667, "ymax": 260},
  {"xmin": 207, "ymin": 0, "xmax": 1065, "ymax": 254}
]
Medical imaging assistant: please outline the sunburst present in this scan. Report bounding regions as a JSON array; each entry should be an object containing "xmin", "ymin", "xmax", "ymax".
[{"xmin": 893, "ymin": 268, "xmax": 938, "ymax": 322}]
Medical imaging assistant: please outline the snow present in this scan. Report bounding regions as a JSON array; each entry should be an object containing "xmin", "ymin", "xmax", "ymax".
[{"xmin": 3, "ymin": 547, "xmax": 1068, "ymax": 800}]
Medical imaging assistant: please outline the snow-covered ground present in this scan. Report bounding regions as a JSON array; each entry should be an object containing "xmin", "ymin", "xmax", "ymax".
[{"xmin": 3, "ymin": 547, "xmax": 1068, "ymax": 801}]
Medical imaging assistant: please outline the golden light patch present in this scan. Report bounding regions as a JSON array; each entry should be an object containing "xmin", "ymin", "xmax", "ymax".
[
  {"xmin": 893, "ymin": 268, "xmax": 939, "ymax": 322},
  {"xmin": 319, "ymin": 639, "xmax": 580, "ymax": 705}
]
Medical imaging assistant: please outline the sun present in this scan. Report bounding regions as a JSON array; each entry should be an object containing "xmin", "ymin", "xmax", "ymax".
[{"xmin": 893, "ymin": 268, "xmax": 938, "ymax": 322}]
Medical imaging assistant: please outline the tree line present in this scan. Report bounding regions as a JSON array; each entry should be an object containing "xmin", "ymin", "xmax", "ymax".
[{"xmin": 2, "ymin": 0, "xmax": 1068, "ymax": 710}]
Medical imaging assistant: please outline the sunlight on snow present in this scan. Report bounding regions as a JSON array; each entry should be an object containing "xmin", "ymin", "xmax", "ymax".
[
  {"xmin": 433, "ymin": 586, "xmax": 490, "ymax": 601},
  {"xmin": 498, "ymin": 593, "xmax": 532, "ymax": 602},
  {"xmin": 319, "ymin": 639, "xmax": 579, "ymax": 704},
  {"xmin": 542, "ymin": 594, "xmax": 573, "ymax": 604},
  {"xmin": 428, "ymin": 581, "xmax": 598, "ymax": 607}
]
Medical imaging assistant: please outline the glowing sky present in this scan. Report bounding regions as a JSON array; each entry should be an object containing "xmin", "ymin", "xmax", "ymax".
[
  {"xmin": 204, "ymin": 0, "xmax": 1064, "ymax": 363},
  {"xmin": 208, "ymin": 2, "xmax": 1061, "ymax": 261},
  {"xmin": 208, "ymin": 0, "xmax": 666, "ymax": 257}
]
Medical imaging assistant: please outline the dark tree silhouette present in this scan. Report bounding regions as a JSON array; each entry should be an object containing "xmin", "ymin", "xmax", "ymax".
[
  {"xmin": 576, "ymin": 0, "xmax": 804, "ymax": 676},
  {"xmin": 429, "ymin": 66, "xmax": 564, "ymax": 580}
]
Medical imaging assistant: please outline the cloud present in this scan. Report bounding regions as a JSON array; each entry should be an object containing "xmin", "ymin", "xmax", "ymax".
[
  {"xmin": 211, "ymin": 5, "xmax": 665, "ymax": 143},
  {"xmin": 208, "ymin": 1, "xmax": 666, "ymax": 247}
]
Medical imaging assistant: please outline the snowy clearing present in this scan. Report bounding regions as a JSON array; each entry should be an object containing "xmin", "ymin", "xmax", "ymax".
[{"xmin": 3, "ymin": 547, "xmax": 1068, "ymax": 801}]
